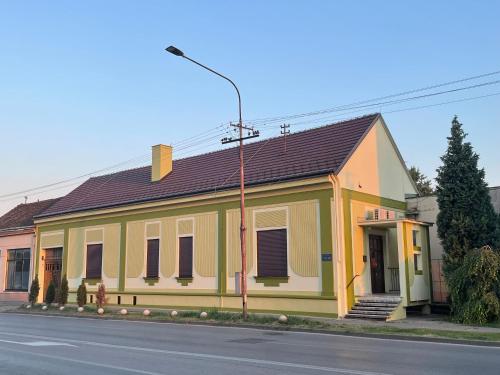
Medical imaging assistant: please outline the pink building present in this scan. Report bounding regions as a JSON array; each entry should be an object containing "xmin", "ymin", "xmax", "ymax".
[{"xmin": 0, "ymin": 199, "xmax": 59, "ymax": 302}]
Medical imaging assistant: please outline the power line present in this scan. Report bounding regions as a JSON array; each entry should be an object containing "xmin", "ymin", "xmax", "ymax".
[
  {"xmin": 240, "ymin": 69, "xmax": 500, "ymax": 126},
  {"xmin": 3, "ymin": 70, "xmax": 500, "ymax": 204},
  {"xmin": 253, "ymin": 79, "xmax": 500, "ymax": 128},
  {"xmin": 0, "ymin": 154, "xmax": 150, "ymax": 200}
]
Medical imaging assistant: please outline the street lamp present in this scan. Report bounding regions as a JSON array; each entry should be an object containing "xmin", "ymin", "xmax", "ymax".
[{"xmin": 165, "ymin": 45, "xmax": 256, "ymax": 320}]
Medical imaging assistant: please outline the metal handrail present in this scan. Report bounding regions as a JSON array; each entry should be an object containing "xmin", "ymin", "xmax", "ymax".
[{"xmin": 346, "ymin": 273, "xmax": 360, "ymax": 289}]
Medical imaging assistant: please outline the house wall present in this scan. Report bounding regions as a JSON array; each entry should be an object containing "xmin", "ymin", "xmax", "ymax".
[
  {"xmin": 0, "ymin": 231, "xmax": 35, "ymax": 302},
  {"xmin": 337, "ymin": 118, "xmax": 417, "ymax": 202},
  {"xmin": 35, "ymin": 182, "xmax": 337, "ymax": 316},
  {"xmin": 406, "ymin": 187, "xmax": 500, "ymax": 303},
  {"xmin": 402, "ymin": 222, "xmax": 431, "ymax": 305},
  {"xmin": 342, "ymin": 191, "xmax": 406, "ymax": 305},
  {"xmin": 337, "ymin": 119, "xmax": 418, "ymax": 311}
]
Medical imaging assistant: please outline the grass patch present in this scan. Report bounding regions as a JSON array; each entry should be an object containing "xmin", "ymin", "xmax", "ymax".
[{"xmin": 10, "ymin": 304, "xmax": 500, "ymax": 343}]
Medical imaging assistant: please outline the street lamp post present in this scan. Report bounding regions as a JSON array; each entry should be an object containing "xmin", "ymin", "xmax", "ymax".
[{"xmin": 165, "ymin": 45, "xmax": 257, "ymax": 320}]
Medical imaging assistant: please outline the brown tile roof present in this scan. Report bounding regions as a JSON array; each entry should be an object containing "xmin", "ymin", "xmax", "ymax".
[
  {"xmin": 38, "ymin": 113, "xmax": 380, "ymax": 218},
  {"xmin": 0, "ymin": 198, "xmax": 61, "ymax": 230}
]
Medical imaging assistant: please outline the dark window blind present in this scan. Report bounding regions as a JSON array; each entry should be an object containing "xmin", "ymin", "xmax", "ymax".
[
  {"xmin": 146, "ymin": 239, "xmax": 160, "ymax": 278},
  {"xmin": 257, "ymin": 229, "xmax": 288, "ymax": 277},
  {"xmin": 179, "ymin": 237, "xmax": 193, "ymax": 278},
  {"xmin": 86, "ymin": 244, "xmax": 103, "ymax": 279}
]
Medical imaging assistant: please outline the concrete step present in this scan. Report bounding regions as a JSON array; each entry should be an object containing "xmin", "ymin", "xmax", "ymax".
[
  {"xmin": 344, "ymin": 313, "xmax": 387, "ymax": 320},
  {"xmin": 352, "ymin": 306, "xmax": 394, "ymax": 312},
  {"xmin": 348, "ymin": 309, "xmax": 389, "ymax": 316},
  {"xmin": 354, "ymin": 302, "xmax": 399, "ymax": 308},
  {"xmin": 346, "ymin": 295, "xmax": 403, "ymax": 321},
  {"xmin": 358, "ymin": 297, "xmax": 401, "ymax": 304}
]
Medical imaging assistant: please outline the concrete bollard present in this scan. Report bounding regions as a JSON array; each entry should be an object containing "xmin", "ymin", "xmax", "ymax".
[{"xmin": 278, "ymin": 314, "xmax": 288, "ymax": 324}]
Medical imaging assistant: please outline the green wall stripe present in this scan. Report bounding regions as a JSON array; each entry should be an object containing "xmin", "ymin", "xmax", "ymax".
[
  {"xmin": 342, "ymin": 190, "xmax": 355, "ymax": 308},
  {"xmin": 319, "ymin": 190, "xmax": 334, "ymax": 296},
  {"xmin": 61, "ymin": 227, "xmax": 69, "ymax": 276}
]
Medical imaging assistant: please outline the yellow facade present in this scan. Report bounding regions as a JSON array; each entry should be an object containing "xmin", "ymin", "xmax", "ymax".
[{"xmin": 34, "ymin": 118, "xmax": 430, "ymax": 319}]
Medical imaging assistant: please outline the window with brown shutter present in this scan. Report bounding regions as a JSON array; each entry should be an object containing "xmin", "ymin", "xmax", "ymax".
[
  {"xmin": 179, "ymin": 236, "xmax": 193, "ymax": 278},
  {"xmin": 86, "ymin": 244, "xmax": 102, "ymax": 279},
  {"xmin": 257, "ymin": 229, "xmax": 288, "ymax": 277},
  {"xmin": 146, "ymin": 239, "xmax": 160, "ymax": 278}
]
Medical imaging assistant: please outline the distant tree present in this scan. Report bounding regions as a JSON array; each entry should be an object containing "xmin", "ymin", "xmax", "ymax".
[
  {"xmin": 76, "ymin": 279, "xmax": 87, "ymax": 307},
  {"xmin": 45, "ymin": 281, "xmax": 56, "ymax": 305},
  {"xmin": 28, "ymin": 275, "xmax": 40, "ymax": 305},
  {"xmin": 436, "ymin": 116, "xmax": 500, "ymax": 277},
  {"xmin": 409, "ymin": 166, "xmax": 435, "ymax": 196},
  {"xmin": 59, "ymin": 274, "xmax": 69, "ymax": 306}
]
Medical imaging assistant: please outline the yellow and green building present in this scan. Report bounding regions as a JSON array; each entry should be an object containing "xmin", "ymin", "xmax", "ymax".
[{"xmin": 33, "ymin": 114, "xmax": 432, "ymax": 319}]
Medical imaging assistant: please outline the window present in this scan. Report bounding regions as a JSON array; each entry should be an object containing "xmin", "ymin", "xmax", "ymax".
[
  {"xmin": 6, "ymin": 249, "xmax": 30, "ymax": 291},
  {"xmin": 86, "ymin": 244, "xmax": 102, "ymax": 279},
  {"xmin": 412, "ymin": 230, "xmax": 421, "ymax": 248},
  {"xmin": 414, "ymin": 253, "xmax": 423, "ymax": 273},
  {"xmin": 179, "ymin": 237, "xmax": 193, "ymax": 278},
  {"xmin": 146, "ymin": 239, "xmax": 160, "ymax": 278},
  {"xmin": 257, "ymin": 229, "xmax": 288, "ymax": 277}
]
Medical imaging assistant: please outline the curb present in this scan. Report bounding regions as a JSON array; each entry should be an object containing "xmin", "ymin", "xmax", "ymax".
[{"xmin": 3, "ymin": 309, "xmax": 500, "ymax": 347}]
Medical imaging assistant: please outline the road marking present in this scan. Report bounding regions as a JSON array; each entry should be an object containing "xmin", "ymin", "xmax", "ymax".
[
  {"xmin": 3, "ymin": 313, "xmax": 500, "ymax": 350},
  {"xmin": 0, "ymin": 331, "xmax": 391, "ymax": 375},
  {"xmin": 0, "ymin": 345, "xmax": 165, "ymax": 375},
  {"xmin": 0, "ymin": 338, "xmax": 76, "ymax": 347}
]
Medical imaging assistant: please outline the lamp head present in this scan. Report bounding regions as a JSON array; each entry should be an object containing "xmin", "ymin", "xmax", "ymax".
[{"xmin": 165, "ymin": 45, "xmax": 184, "ymax": 57}]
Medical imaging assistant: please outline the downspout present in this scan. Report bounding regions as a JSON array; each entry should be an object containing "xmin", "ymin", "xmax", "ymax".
[
  {"xmin": 30, "ymin": 226, "xmax": 36, "ymax": 291},
  {"xmin": 328, "ymin": 173, "xmax": 347, "ymax": 317}
]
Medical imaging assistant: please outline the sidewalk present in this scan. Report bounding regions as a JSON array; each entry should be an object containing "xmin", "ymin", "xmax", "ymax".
[{"xmin": 329, "ymin": 314, "xmax": 500, "ymax": 334}]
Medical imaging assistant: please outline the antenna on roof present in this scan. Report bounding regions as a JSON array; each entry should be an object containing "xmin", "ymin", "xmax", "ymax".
[
  {"xmin": 280, "ymin": 124, "xmax": 290, "ymax": 153},
  {"xmin": 24, "ymin": 196, "xmax": 28, "ymax": 204}
]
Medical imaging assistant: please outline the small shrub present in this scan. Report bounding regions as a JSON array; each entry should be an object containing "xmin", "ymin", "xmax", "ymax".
[
  {"xmin": 59, "ymin": 274, "xmax": 69, "ymax": 306},
  {"xmin": 29, "ymin": 275, "xmax": 40, "ymax": 305},
  {"xmin": 96, "ymin": 283, "xmax": 106, "ymax": 309},
  {"xmin": 55, "ymin": 288, "xmax": 61, "ymax": 305},
  {"xmin": 76, "ymin": 279, "xmax": 87, "ymax": 307},
  {"xmin": 45, "ymin": 281, "xmax": 56, "ymax": 305},
  {"xmin": 448, "ymin": 246, "xmax": 500, "ymax": 324}
]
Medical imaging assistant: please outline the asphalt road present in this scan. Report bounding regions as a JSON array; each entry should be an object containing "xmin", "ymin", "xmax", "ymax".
[{"xmin": 0, "ymin": 314, "xmax": 498, "ymax": 375}]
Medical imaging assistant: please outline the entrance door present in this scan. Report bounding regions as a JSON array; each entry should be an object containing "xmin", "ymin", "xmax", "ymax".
[
  {"xmin": 43, "ymin": 247, "xmax": 63, "ymax": 300},
  {"xmin": 369, "ymin": 235, "xmax": 385, "ymax": 294}
]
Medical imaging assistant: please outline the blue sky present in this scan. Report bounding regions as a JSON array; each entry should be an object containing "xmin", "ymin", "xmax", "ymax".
[{"xmin": 1, "ymin": 1, "xmax": 499, "ymax": 215}]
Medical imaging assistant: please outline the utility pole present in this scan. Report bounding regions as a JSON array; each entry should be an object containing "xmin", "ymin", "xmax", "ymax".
[
  {"xmin": 280, "ymin": 124, "xmax": 290, "ymax": 153},
  {"xmin": 165, "ymin": 45, "xmax": 259, "ymax": 320},
  {"xmin": 222, "ymin": 124, "xmax": 259, "ymax": 321}
]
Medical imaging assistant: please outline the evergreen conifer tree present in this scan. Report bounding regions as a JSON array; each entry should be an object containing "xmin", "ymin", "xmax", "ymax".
[
  {"xmin": 436, "ymin": 116, "xmax": 500, "ymax": 276},
  {"xmin": 76, "ymin": 279, "xmax": 87, "ymax": 307},
  {"xmin": 59, "ymin": 274, "xmax": 69, "ymax": 306},
  {"xmin": 45, "ymin": 281, "xmax": 56, "ymax": 305},
  {"xmin": 28, "ymin": 274, "xmax": 40, "ymax": 305}
]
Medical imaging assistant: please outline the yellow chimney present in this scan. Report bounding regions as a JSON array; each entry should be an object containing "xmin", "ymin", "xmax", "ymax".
[{"xmin": 151, "ymin": 144, "xmax": 172, "ymax": 182}]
